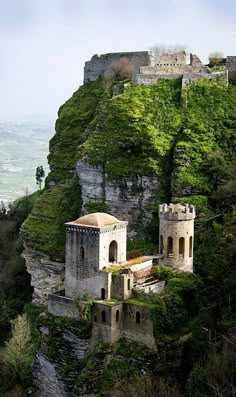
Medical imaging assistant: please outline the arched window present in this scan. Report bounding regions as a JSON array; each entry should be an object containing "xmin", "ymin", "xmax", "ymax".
[
  {"xmin": 116, "ymin": 310, "xmax": 120, "ymax": 322},
  {"xmin": 101, "ymin": 288, "xmax": 105, "ymax": 300},
  {"xmin": 127, "ymin": 279, "xmax": 131, "ymax": 291},
  {"xmin": 189, "ymin": 236, "xmax": 193, "ymax": 257},
  {"xmin": 160, "ymin": 235, "xmax": 164, "ymax": 254},
  {"xmin": 109, "ymin": 240, "xmax": 118, "ymax": 262},
  {"xmin": 167, "ymin": 237, "xmax": 173, "ymax": 257},
  {"xmin": 80, "ymin": 247, "xmax": 85, "ymax": 260},
  {"xmin": 101, "ymin": 310, "xmax": 106, "ymax": 323},
  {"xmin": 179, "ymin": 237, "xmax": 185, "ymax": 257},
  {"xmin": 136, "ymin": 311, "xmax": 141, "ymax": 324}
]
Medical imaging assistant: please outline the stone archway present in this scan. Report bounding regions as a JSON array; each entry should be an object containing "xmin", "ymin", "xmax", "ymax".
[{"xmin": 109, "ymin": 240, "xmax": 118, "ymax": 263}]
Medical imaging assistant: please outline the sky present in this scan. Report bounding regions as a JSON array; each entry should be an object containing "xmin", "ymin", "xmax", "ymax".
[{"xmin": 0, "ymin": 0, "xmax": 235, "ymax": 122}]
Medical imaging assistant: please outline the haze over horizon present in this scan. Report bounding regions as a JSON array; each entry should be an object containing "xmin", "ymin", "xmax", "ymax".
[{"xmin": 0, "ymin": 0, "xmax": 235, "ymax": 122}]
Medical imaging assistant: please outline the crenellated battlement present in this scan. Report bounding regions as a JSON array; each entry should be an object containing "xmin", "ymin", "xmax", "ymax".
[{"xmin": 159, "ymin": 203, "xmax": 195, "ymax": 221}]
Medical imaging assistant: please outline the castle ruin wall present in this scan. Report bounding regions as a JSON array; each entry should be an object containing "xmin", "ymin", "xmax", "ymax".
[
  {"xmin": 226, "ymin": 56, "xmax": 236, "ymax": 80},
  {"xmin": 84, "ymin": 51, "xmax": 150, "ymax": 82},
  {"xmin": 123, "ymin": 303, "xmax": 156, "ymax": 350}
]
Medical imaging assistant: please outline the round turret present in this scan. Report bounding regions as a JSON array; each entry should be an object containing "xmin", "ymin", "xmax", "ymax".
[{"xmin": 159, "ymin": 203, "xmax": 195, "ymax": 272}]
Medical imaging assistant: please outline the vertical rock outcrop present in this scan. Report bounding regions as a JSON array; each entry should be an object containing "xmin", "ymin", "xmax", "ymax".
[
  {"xmin": 76, "ymin": 160, "xmax": 160, "ymax": 238},
  {"xmin": 22, "ymin": 246, "xmax": 65, "ymax": 305}
]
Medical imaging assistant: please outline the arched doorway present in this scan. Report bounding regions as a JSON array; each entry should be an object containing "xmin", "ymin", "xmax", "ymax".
[
  {"xmin": 167, "ymin": 237, "xmax": 173, "ymax": 257},
  {"xmin": 101, "ymin": 288, "xmax": 105, "ymax": 300},
  {"xmin": 116, "ymin": 310, "xmax": 120, "ymax": 322},
  {"xmin": 179, "ymin": 237, "xmax": 185, "ymax": 257},
  {"xmin": 189, "ymin": 236, "xmax": 193, "ymax": 257},
  {"xmin": 136, "ymin": 311, "xmax": 141, "ymax": 324},
  {"xmin": 109, "ymin": 240, "xmax": 118, "ymax": 263},
  {"xmin": 160, "ymin": 235, "xmax": 164, "ymax": 254}
]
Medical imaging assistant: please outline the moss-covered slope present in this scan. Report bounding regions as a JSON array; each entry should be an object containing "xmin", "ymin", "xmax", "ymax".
[{"xmin": 22, "ymin": 77, "xmax": 236, "ymax": 257}]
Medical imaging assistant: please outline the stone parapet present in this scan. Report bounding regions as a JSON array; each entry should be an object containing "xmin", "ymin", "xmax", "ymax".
[
  {"xmin": 48, "ymin": 293, "xmax": 80, "ymax": 319},
  {"xmin": 159, "ymin": 203, "xmax": 195, "ymax": 221}
]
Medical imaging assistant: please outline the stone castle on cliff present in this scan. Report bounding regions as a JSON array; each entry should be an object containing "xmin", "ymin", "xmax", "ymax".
[
  {"xmin": 83, "ymin": 50, "xmax": 236, "ymax": 87},
  {"xmin": 48, "ymin": 204, "xmax": 195, "ymax": 349}
]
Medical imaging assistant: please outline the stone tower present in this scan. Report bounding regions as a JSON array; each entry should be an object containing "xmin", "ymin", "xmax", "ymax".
[
  {"xmin": 159, "ymin": 203, "xmax": 195, "ymax": 272},
  {"xmin": 64, "ymin": 213, "xmax": 127, "ymax": 300}
]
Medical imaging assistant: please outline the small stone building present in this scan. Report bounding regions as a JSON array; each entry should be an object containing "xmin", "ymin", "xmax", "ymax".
[
  {"xmin": 65, "ymin": 213, "xmax": 128, "ymax": 300},
  {"xmin": 48, "ymin": 206, "xmax": 195, "ymax": 349},
  {"xmin": 159, "ymin": 203, "xmax": 195, "ymax": 272}
]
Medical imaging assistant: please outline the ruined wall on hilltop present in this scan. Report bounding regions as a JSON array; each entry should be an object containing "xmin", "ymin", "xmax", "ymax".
[
  {"xmin": 139, "ymin": 53, "xmax": 207, "ymax": 75},
  {"xmin": 84, "ymin": 51, "xmax": 150, "ymax": 82},
  {"xmin": 226, "ymin": 56, "xmax": 236, "ymax": 80}
]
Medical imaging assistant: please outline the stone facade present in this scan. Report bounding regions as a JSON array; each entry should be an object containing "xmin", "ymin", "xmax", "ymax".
[
  {"xmin": 139, "ymin": 53, "xmax": 206, "ymax": 75},
  {"xmin": 226, "ymin": 56, "xmax": 236, "ymax": 80},
  {"xmin": 65, "ymin": 217, "xmax": 127, "ymax": 300},
  {"xmin": 76, "ymin": 160, "xmax": 160, "ymax": 238},
  {"xmin": 123, "ymin": 303, "xmax": 156, "ymax": 350},
  {"xmin": 48, "ymin": 293, "xmax": 80, "ymax": 319},
  {"xmin": 159, "ymin": 203, "xmax": 195, "ymax": 272},
  {"xmin": 84, "ymin": 51, "xmax": 150, "ymax": 82},
  {"xmin": 91, "ymin": 301, "xmax": 156, "ymax": 350}
]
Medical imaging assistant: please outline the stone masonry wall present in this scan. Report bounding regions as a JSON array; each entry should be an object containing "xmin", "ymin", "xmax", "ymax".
[
  {"xmin": 159, "ymin": 218, "xmax": 194, "ymax": 272},
  {"xmin": 76, "ymin": 160, "xmax": 160, "ymax": 238},
  {"xmin": 48, "ymin": 294, "xmax": 81, "ymax": 319},
  {"xmin": 91, "ymin": 302, "xmax": 123, "ymax": 347},
  {"xmin": 84, "ymin": 51, "xmax": 150, "ymax": 82},
  {"xmin": 140, "ymin": 53, "xmax": 206, "ymax": 75},
  {"xmin": 123, "ymin": 303, "xmax": 156, "ymax": 350},
  {"xmin": 226, "ymin": 56, "xmax": 236, "ymax": 80}
]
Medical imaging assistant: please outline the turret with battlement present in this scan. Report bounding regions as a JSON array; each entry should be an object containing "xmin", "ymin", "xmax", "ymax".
[{"xmin": 159, "ymin": 203, "xmax": 195, "ymax": 272}]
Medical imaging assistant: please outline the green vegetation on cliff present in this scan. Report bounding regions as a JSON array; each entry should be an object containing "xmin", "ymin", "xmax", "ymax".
[{"xmin": 22, "ymin": 76, "xmax": 236, "ymax": 257}]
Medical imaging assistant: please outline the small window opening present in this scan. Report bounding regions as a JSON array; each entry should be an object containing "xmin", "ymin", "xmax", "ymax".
[
  {"xmin": 127, "ymin": 279, "xmax": 131, "ymax": 291},
  {"xmin": 101, "ymin": 310, "xmax": 106, "ymax": 323},
  {"xmin": 136, "ymin": 311, "xmax": 141, "ymax": 324},
  {"xmin": 116, "ymin": 310, "xmax": 120, "ymax": 322},
  {"xmin": 94, "ymin": 315, "xmax": 97, "ymax": 322},
  {"xmin": 179, "ymin": 237, "xmax": 185, "ymax": 258},
  {"xmin": 189, "ymin": 236, "xmax": 193, "ymax": 257},
  {"xmin": 167, "ymin": 237, "xmax": 173, "ymax": 257},
  {"xmin": 80, "ymin": 247, "xmax": 85, "ymax": 260},
  {"xmin": 101, "ymin": 288, "xmax": 105, "ymax": 300},
  {"xmin": 160, "ymin": 235, "xmax": 164, "ymax": 254},
  {"xmin": 109, "ymin": 240, "xmax": 118, "ymax": 263}
]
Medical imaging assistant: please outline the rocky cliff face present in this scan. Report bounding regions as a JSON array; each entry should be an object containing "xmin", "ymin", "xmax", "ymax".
[
  {"xmin": 77, "ymin": 160, "xmax": 160, "ymax": 238},
  {"xmin": 33, "ymin": 318, "xmax": 91, "ymax": 396},
  {"xmin": 22, "ymin": 246, "xmax": 65, "ymax": 305}
]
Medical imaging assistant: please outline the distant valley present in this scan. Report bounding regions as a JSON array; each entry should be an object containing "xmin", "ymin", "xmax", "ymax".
[{"xmin": 0, "ymin": 121, "xmax": 53, "ymax": 203}]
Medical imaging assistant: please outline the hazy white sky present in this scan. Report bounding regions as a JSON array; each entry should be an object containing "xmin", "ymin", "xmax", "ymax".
[{"xmin": 0, "ymin": 0, "xmax": 235, "ymax": 122}]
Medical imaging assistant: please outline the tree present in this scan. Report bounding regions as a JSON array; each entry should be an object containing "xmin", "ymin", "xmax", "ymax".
[
  {"xmin": 35, "ymin": 165, "xmax": 45, "ymax": 190},
  {"xmin": 110, "ymin": 57, "xmax": 134, "ymax": 80},
  {"xmin": 4, "ymin": 313, "xmax": 33, "ymax": 385}
]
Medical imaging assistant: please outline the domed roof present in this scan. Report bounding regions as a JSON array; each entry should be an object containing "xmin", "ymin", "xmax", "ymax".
[{"xmin": 68, "ymin": 212, "xmax": 123, "ymax": 228}]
